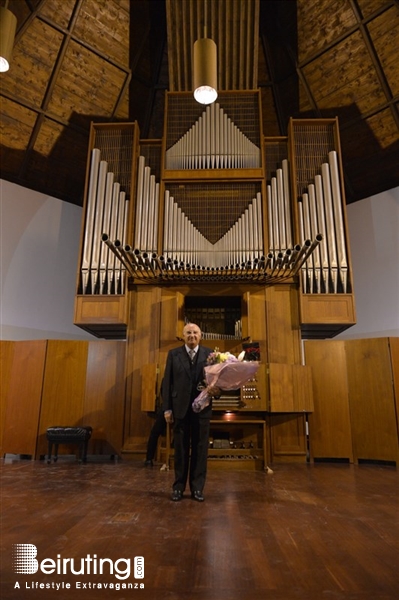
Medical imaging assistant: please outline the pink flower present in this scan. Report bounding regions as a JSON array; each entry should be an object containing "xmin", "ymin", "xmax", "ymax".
[{"xmin": 192, "ymin": 360, "xmax": 259, "ymax": 413}]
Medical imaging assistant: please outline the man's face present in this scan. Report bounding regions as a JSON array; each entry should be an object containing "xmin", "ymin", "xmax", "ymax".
[{"xmin": 183, "ymin": 324, "xmax": 202, "ymax": 349}]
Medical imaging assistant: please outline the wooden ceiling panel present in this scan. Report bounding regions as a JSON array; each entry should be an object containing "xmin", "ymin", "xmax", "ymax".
[
  {"xmin": 367, "ymin": 7, "xmax": 399, "ymax": 96},
  {"xmin": 72, "ymin": 0, "xmax": 130, "ymax": 69},
  {"xmin": 365, "ymin": 108, "xmax": 399, "ymax": 149},
  {"xmin": 0, "ymin": 99, "xmax": 37, "ymax": 172},
  {"xmin": 340, "ymin": 108, "xmax": 398, "ymax": 177},
  {"xmin": 31, "ymin": 118, "xmax": 66, "ymax": 156},
  {"xmin": 47, "ymin": 41, "xmax": 127, "ymax": 120},
  {"xmin": 2, "ymin": 19, "xmax": 63, "ymax": 107},
  {"xmin": 40, "ymin": 0, "xmax": 75, "ymax": 29},
  {"xmin": 26, "ymin": 118, "xmax": 88, "ymax": 201},
  {"xmin": 303, "ymin": 32, "xmax": 385, "ymax": 113},
  {"xmin": 356, "ymin": 0, "xmax": 390, "ymax": 19},
  {"xmin": 297, "ymin": 0, "xmax": 357, "ymax": 63}
]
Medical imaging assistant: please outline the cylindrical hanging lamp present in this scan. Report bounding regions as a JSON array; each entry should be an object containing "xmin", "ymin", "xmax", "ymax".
[
  {"xmin": 0, "ymin": 4, "xmax": 17, "ymax": 73},
  {"xmin": 193, "ymin": 37, "xmax": 218, "ymax": 105}
]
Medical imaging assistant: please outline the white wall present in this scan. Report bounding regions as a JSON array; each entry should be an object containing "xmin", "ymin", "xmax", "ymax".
[
  {"xmin": 337, "ymin": 186, "xmax": 399, "ymax": 339},
  {"xmin": 1, "ymin": 178, "xmax": 398, "ymax": 341},
  {"xmin": 0, "ymin": 179, "xmax": 96, "ymax": 340}
]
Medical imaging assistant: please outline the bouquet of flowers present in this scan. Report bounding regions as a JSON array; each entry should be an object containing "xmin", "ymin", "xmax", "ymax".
[{"xmin": 192, "ymin": 348, "xmax": 260, "ymax": 413}]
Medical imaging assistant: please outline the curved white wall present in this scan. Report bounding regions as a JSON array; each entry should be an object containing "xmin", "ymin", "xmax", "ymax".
[
  {"xmin": 337, "ymin": 186, "xmax": 399, "ymax": 339},
  {"xmin": 0, "ymin": 179, "xmax": 96, "ymax": 340}
]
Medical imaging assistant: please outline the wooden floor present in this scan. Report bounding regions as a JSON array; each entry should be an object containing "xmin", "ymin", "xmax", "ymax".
[{"xmin": 1, "ymin": 456, "xmax": 398, "ymax": 600}]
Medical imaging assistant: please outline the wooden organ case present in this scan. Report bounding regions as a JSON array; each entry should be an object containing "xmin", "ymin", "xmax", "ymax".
[{"xmin": 74, "ymin": 91, "xmax": 355, "ymax": 468}]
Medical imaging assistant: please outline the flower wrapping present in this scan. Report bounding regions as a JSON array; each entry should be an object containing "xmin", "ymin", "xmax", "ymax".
[{"xmin": 192, "ymin": 360, "xmax": 260, "ymax": 413}]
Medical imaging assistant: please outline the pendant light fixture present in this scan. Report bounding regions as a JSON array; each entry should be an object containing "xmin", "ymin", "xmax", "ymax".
[
  {"xmin": 193, "ymin": 1, "xmax": 217, "ymax": 105},
  {"xmin": 0, "ymin": 1, "xmax": 17, "ymax": 73}
]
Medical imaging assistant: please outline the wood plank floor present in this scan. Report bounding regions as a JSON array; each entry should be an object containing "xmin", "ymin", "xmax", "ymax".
[{"xmin": 1, "ymin": 457, "xmax": 398, "ymax": 600}]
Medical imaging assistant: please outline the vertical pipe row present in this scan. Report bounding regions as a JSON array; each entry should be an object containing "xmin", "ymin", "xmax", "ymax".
[
  {"xmin": 161, "ymin": 192, "xmax": 264, "ymax": 268},
  {"xmin": 165, "ymin": 103, "xmax": 261, "ymax": 169},
  {"xmin": 298, "ymin": 151, "xmax": 349, "ymax": 293},
  {"xmin": 81, "ymin": 148, "xmax": 100, "ymax": 294},
  {"xmin": 133, "ymin": 157, "xmax": 159, "ymax": 255},
  {"xmin": 266, "ymin": 161, "xmax": 293, "ymax": 254},
  {"xmin": 80, "ymin": 148, "xmax": 129, "ymax": 295}
]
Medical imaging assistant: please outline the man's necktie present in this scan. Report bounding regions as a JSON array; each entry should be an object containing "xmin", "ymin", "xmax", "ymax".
[{"xmin": 188, "ymin": 349, "xmax": 195, "ymax": 363}]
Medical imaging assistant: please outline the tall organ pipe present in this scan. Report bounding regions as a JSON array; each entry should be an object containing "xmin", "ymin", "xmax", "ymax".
[
  {"xmin": 321, "ymin": 163, "xmax": 338, "ymax": 293},
  {"xmin": 314, "ymin": 175, "xmax": 330, "ymax": 293},
  {"xmin": 276, "ymin": 169, "xmax": 287, "ymax": 250},
  {"xmin": 90, "ymin": 160, "xmax": 108, "ymax": 294},
  {"xmin": 99, "ymin": 171, "xmax": 114, "ymax": 294},
  {"xmin": 134, "ymin": 156, "xmax": 145, "ymax": 250},
  {"xmin": 81, "ymin": 148, "xmax": 101, "ymax": 293},
  {"xmin": 302, "ymin": 192, "xmax": 315, "ymax": 293},
  {"xmin": 107, "ymin": 182, "xmax": 121, "ymax": 293},
  {"xmin": 282, "ymin": 160, "xmax": 292, "ymax": 249},
  {"xmin": 308, "ymin": 184, "xmax": 322, "ymax": 293},
  {"xmin": 328, "ymin": 151, "xmax": 348, "ymax": 292}
]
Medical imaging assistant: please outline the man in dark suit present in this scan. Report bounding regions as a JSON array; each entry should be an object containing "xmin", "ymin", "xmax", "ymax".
[{"xmin": 162, "ymin": 322, "xmax": 217, "ymax": 502}]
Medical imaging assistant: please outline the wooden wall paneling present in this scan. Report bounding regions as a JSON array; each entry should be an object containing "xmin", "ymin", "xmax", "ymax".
[
  {"xmin": 0, "ymin": 341, "xmax": 14, "ymax": 455},
  {"xmin": 265, "ymin": 284, "xmax": 307, "ymax": 461},
  {"xmin": 36, "ymin": 340, "xmax": 89, "ymax": 458},
  {"xmin": 388, "ymin": 337, "xmax": 399, "ymax": 436},
  {"xmin": 141, "ymin": 363, "xmax": 158, "ymax": 412},
  {"xmin": 1, "ymin": 341, "xmax": 47, "ymax": 457},
  {"xmin": 268, "ymin": 413, "xmax": 307, "ymax": 462},
  {"xmin": 245, "ymin": 288, "xmax": 268, "ymax": 362},
  {"xmin": 292, "ymin": 364, "xmax": 314, "ymax": 412},
  {"xmin": 160, "ymin": 289, "xmax": 184, "ymax": 341},
  {"xmin": 83, "ymin": 340, "xmax": 126, "ymax": 456},
  {"xmin": 267, "ymin": 363, "xmax": 293, "ymax": 412},
  {"xmin": 265, "ymin": 284, "xmax": 301, "ymax": 364},
  {"xmin": 304, "ymin": 340, "xmax": 353, "ymax": 461},
  {"xmin": 74, "ymin": 295, "xmax": 128, "ymax": 339},
  {"xmin": 123, "ymin": 286, "xmax": 162, "ymax": 456},
  {"xmin": 299, "ymin": 294, "xmax": 356, "ymax": 338},
  {"xmin": 345, "ymin": 338, "xmax": 399, "ymax": 464},
  {"xmin": 268, "ymin": 363, "xmax": 314, "ymax": 412}
]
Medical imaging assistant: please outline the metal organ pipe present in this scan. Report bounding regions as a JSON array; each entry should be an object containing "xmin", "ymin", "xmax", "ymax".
[
  {"xmin": 329, "ymin": 151, "xmax": 348, "ymax": 292},
  {"xmin": 297, "ymin": 154, "xmax": 350, "ymax": 295},
  {"xmin": 321, "ymin": 162, "xmax": 338, "ymax": 293},
  {"xmin": 90, "ymin": 159, "xmax": 108, "ymax": 294},
  {"xmin": 107, "ymin": 181, "xmax": 121, "ymax": 293},
  {"xmin": 314, "ymin": 174, "xmax": 329, "ymax": 292},
  {"xmin": 81, "ymin": 148, "xmax": 101, "ymax": 294},
  {"xmin": 79, "ymin": 145, "xmax": 131, "ymax": 296},
  {"xmin": 165, "ymin": 103, "xmax": 260, "ymax": 170},
  {"xmin": 282, "ymin": 160, "xmax": 293, "ymax": 249},
  {"xmin": 98, "ymin": 171, "xmax": 114, "ymax": 294},
  {"xmin": 134, "ymin": 156, "xmax": 145, "ymax": 251},
  {"xmin": 308, "ymin": 185, "xmax": 322, "ymax": 293}
]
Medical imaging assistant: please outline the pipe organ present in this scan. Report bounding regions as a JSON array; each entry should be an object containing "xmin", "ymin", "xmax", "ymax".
[
  {"xmin": 75, "ymin": 92, "xmax": 355, "ymax": 340},
  {"xmin": 73, "ymin": 90, "xmax": 356, "ymax": 467}
]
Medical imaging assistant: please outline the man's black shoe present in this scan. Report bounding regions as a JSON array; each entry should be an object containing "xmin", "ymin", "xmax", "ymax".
[
  {"xmin": 144, "ymin": 460, "xmax": 153, "ymax": 467},
  {"xmin": 191, "ymin": 490, "xmax": 204, "ymax": 502},
  {"xmin": 171, "ymin": 489, "xmax": 183, "ymax": 501}
]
